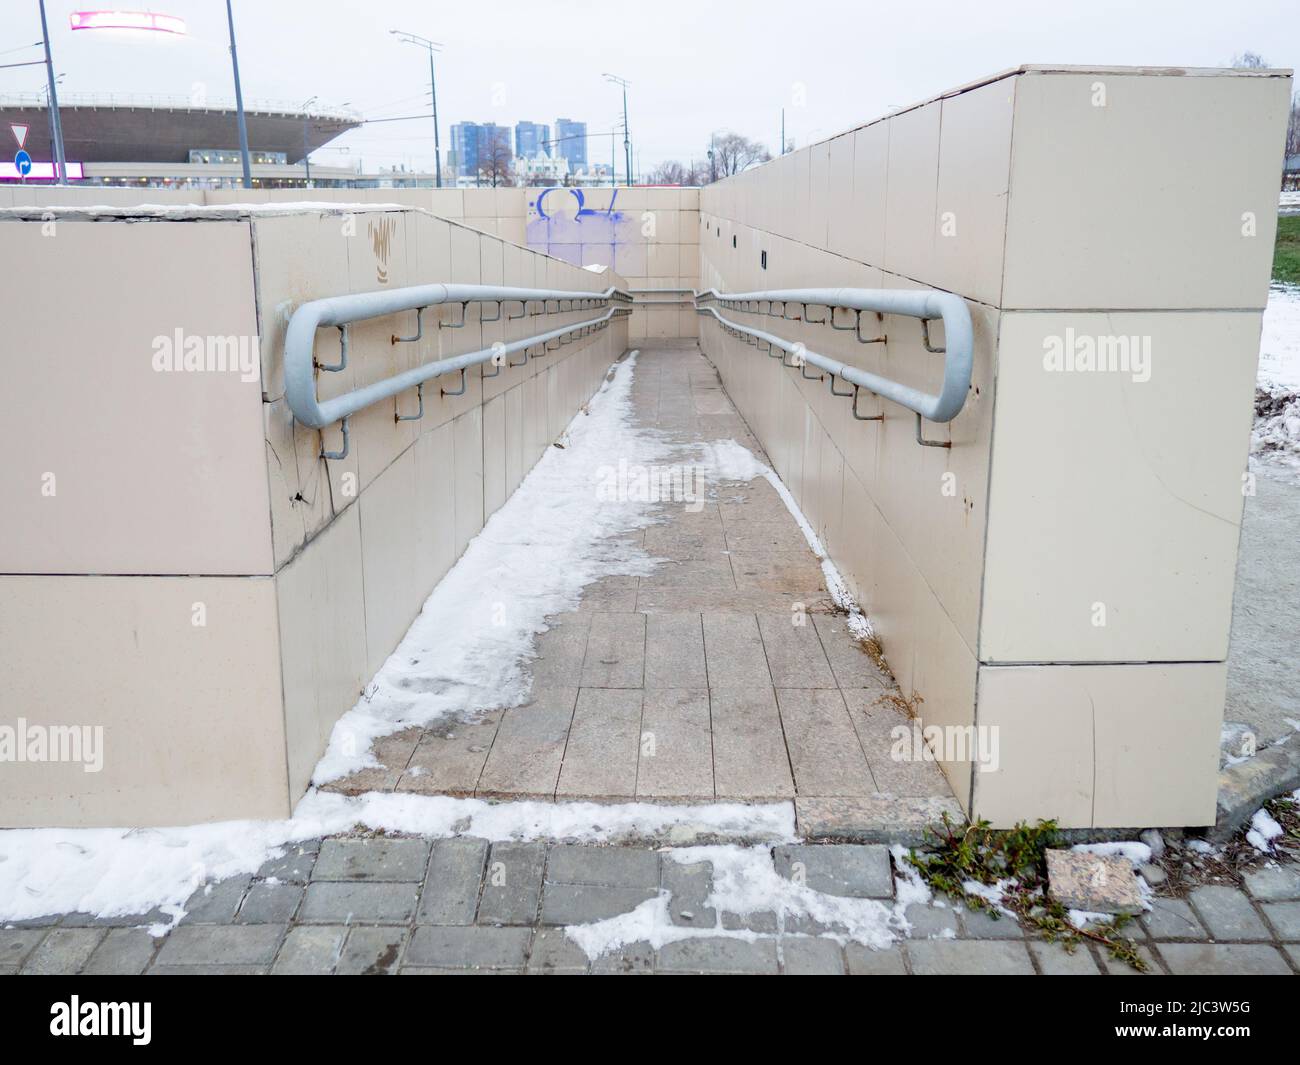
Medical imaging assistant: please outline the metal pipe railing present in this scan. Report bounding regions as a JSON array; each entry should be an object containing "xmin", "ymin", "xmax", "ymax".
[
  {"xmin": 284, "ymin": 284, "xmax": 630, "ymax": 457},
  {"xmin": 694, "ymin": 287, "xmax": 973, "ymax": 441}
]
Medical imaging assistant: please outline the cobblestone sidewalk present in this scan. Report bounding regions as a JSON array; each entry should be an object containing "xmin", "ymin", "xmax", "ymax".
[{"xmin": 5, "ymin": 838, "xmax": 1299, "ymax": 975}]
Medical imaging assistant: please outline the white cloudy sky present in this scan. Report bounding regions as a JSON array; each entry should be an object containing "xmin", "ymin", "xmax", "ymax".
[{"xmin": 1, "ymin": 0, "xmax": 1296, "ymax": 175}]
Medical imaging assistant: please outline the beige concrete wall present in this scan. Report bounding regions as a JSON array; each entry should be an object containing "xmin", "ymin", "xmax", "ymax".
[
  {"xmin": 698, "ymin": 65, "xmax": 1291, "ymax": 828},
  {"xmin": 524, "ymin": 186, "xmax": 700, "ymax": 340},
  {"xmin": 0, "ymin": 202, "xmax": 627, "ymax": 827}
]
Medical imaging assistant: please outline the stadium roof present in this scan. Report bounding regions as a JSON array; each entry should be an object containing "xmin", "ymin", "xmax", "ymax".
[{"xmin": 0, "ymin": 94, "xmax": 361, "ymax": 164}]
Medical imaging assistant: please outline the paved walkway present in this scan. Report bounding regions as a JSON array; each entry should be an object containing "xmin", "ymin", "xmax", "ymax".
[
  {"xmin": 5, "ymin": 840, "xmax": 1299, "ymax": 974},
  {"xmin": 323, "ymin": 343, "xmax": 956, "ymax": 832}
]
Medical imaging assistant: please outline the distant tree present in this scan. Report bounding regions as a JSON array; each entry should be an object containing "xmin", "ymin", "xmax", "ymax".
[
  {"xmin": 646, "ymin": 158, "xmax": 711, "ymax": 186},
  {"xmin": 477, "ymin": 135, "xmax": 515, "ymax": 187},
  {"xmin": 1230, "ymin": 51, "xmax": 1269, "ymax": 69},
  {"xmin": 708, "ymin": 132, "xmax": 772, "ymax": 180}
]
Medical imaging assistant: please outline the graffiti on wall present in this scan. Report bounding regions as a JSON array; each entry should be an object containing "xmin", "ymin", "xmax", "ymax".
[{"xmin": 525, "ymin": 187, "xmax": 638, "ymax": 274}]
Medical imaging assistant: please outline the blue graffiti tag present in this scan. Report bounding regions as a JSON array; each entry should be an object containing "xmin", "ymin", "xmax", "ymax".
[{"xmin": 532, "ymin": 186, "xmax": 620, "ymax": 222}]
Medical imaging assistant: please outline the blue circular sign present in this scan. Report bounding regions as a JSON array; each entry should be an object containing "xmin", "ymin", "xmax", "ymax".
[{"xmin": 14, "ymin": 149, "xmax": 32, "ymax": 177}]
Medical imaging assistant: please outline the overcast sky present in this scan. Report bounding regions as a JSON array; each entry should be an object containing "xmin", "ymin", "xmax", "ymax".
[{"xmin": 2, "ymin": 0, "xmax": 1296, "ymax": 175}]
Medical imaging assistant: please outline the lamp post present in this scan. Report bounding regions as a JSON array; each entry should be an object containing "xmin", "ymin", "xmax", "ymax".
[
  {"xmin": 224, "ymin": 0, "xmax": 252, "ymax": 189},
  {"xmin": 602, "ymin": 73, "xmax": 631, "ymax": 186},
  {"xmin": 37, "ymin": 0, "xmax": 67, "ymax": 184},
  {"xmin": 390, "ymin": 30, "xmax": 443, "ymax": 188},
  {"xmin": 301, "ymin": 95, "xmax": 317, "ymax": 186}
]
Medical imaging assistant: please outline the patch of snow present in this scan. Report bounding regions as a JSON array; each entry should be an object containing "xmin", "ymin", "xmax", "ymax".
[
  {"xmin": 1072, "ymin": 840, "xmax": 1152, "ymax": 866},
  {"xmin": 0, "ymin": 792, "xmax": 794, "ymax": 929},
  {"xmin": 1258, "ymin": 285, "xmax": 1300, "ymax": 391},
  {"xmin": 564, "ymin": 844, "xmax": 904, "ymax": 959},
  {"xmin": 1246, "ymin": 807, "xmax": 1285, "ymax": 854},
  {"xmin": 313, "ymin": 351, "xmax": 668, "ymax": 785},
  {"xmin": 1185, "ymin": 839, "xmax": 1217, "ymax": 855}
]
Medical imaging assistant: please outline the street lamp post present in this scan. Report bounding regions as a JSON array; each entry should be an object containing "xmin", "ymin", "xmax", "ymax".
[
  {"xmin": 224, "ymin": 0, "xmax": 252, "ymax": 189},
  {"xmin": 37, "ymin": 0, "xmax": 67, "ymax": 184},
  {"xmin": 602, "ymin": 73, "xmax": 631, "ymax": 187},
  {"xmin": 301, "ymin": 96, "xmax": 317, "ymax": 186},
  {"xmin": 390, "ymin": 31, "xmax": 443, "ymax": 188}
]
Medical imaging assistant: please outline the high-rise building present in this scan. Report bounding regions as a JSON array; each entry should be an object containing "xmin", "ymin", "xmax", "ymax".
[
  {"xmin": 449, "ymin": 121, "xmax": 511, "ymax": 178},
  {"xmin": 515, "ymin": 121, "xmax": 551, "ymax": 159},
  {"xmin": 553, "ymin": 118, "xmax": 587, "ymax": 170}
]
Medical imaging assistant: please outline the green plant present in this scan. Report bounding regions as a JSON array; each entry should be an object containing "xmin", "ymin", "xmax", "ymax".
[
  {"xmin": 906, "ymin": 814, "xmax": 1147, "ymax": 971},
  {"xmin": 1275, "ymin": 215, "xmax": 1300, "ymax": 286}
]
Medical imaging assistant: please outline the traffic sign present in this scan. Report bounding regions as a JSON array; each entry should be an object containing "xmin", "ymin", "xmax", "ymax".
[
  {"xmin": 14, "ymin": 150, "xmax": 32, "ymax": 178},
  {"xmin": 10, "ymin": 123, "xmax": 28, "ymax": 149}
]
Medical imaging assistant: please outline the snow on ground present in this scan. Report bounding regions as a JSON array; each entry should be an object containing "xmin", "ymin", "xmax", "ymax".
[
  {"xmin": 565, "ymin": 844, "xmax": 930, "ymax": 959},
  {"xmin": 0, "ymin": 793, "xmax": 795, "ymax": 930},
  {"xmin": 1253, "ymin": 285, "xmax": 1300, "ymax": 469},
  {"xmin": 313, "ymin": 351, "xmax": 669, "ymax": 784}
]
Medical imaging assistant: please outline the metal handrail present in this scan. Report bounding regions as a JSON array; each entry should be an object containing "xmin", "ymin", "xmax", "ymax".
[
  {"xmin": 284, "ymin": 284, "xmax": 631, "ymax": 450},
  {"xmin": 695, "ymin": 286, "xmax": 973, "ymax": 426}
]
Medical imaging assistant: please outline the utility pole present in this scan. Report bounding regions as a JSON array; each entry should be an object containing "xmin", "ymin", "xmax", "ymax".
[
  {"xmin": 301, "ymin": 96, "xmax": 316, "ymax": 186},
  {"xmin": 37, "ymin": 0, "xmax": 66, "ymax": 184},
  {"xmin": 390, "ymin": 31, "xmax": 443, "ymax": 188},
  {"xmin": 603, "ymin": 73, "xmax": 631, "ymax": 186},
  {"xmin": 225, "ymin": 0, "xmax": 252, "ymax": 189}
]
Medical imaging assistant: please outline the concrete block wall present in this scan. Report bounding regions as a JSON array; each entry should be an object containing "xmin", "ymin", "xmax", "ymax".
[
  {"xmin": 524, "ymin": 186, "xmax": 700, "ymax": 340},
  {"xmin": 0, "ymin": 203, "xmax": 627, "ymax": 827},
  {"xmin": 698, "ymin": 65, "xmax": 1291, "ymax": 828}
]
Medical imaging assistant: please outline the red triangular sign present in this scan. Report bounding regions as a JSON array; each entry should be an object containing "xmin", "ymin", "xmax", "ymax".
[{"xmin": 10, "ymin": 124, "xmax": 28, "ymax": 149}]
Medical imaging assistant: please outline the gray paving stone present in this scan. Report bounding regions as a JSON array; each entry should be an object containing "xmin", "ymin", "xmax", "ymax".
[
  {"xmin": 1029, "ymin": 940, "xmax": 1102, "ymax": 975},
  {"xmin": 547, "ymin": 845, "xmax": 661, "ymax": 887},
  {"xmin": 529, "ymin": 616, "xmax": 591, "ymax": 687},
  {"xmin": 155, "ymin": 924, "xmax": 283, "ymax": 966},
  {"xmin": 906, "ymin": 939, "xmax": 1035, "ymax": 975},
  {"xmin": 21, "ymin": 928, "xmax": 105, "ymax": 974},
  {"xmin": 1285, "ymin": 943, "xmax": 1300, "ymax": 968},
  {"xmin": 757, "ymin": 613, "xmax": 837, "ymax": 688},
  {"xmin": 701, "ymin": 613, "xmax": 771, "ymax": 687},
  {"xmin": 526, "ymin": 928, "xmax": 590, "ymax": 973},
  {"xmin": 313, "ymin": 837, "xmax": 431, "ymax": 882},
  {"xmin": 406, "ymin": 926, "xmax": 531, "ymax": 970},
  {"xmin": 657, "ymin": 936, "xmax": 780, "ymax": 973},
  {"xmin": 555, "ymin": 688, "xmax": 643, "ymax": 798},
  {"xmin": 180, "ymin": 875, "xmax": 250, "ymax": 923},
  {"xmin": 581, "ymin": 612, "xmax": 646, "ymax": 688},
  {"xmin": 237, "ymin": 882, "xmax": 303, "ymax": 924},
  {"xmin": 773, "ymin": 844, "xmax": 893, "ymax": 899},
  {"xmin": 148, "ymin": 964, "xmax": 268, "ymax": 975},
  {"xmin": 1157, "ymin": 942, "xmax": 1291, "ymax": 975},
  {"xmin": 477, "ymin": 842, "xmax": 546, "ymax": 925},
  {"xmin": 540, "ymin": 882, "xmax": 657, "ymax": 925},
  {"xmin": 1141, "ymin": 897, "xmax": 1208, "ymax": 940},
  {"xmin": 300, "ymin": 882, "xmax": 419, "ymax": 924},
  {"xmin": 1243, "ymin": 864, "xmax": 1300, "ymax": 901},
  {"xmin": 663, "ymin": 858, "xmax": 717, "ymax": 927},
  {"xmin": 270, "ymin": 925, "xmax": 347, "ymax": 975},
  {"xmin": 417, "ymin": 838, "xmax": 489, "ymax": 924},
  {"xmin": 82, "ymin": 928, "xmax": 158, "ymax": 975},
  {"xmin": 1260, "ymin": 900, "xmax": 1300, "ymax": 940},
  {"xmin": 902, "ymin": 903, "xmax": 959, "ymax": 939},
  {"xmin": 590, "ymin": 940, "xmax": 655, "ymax": 973},
  {"xmin": 0, "ymin": 928, "xmax": 49, "ymax": 968},
  {"xmin": 255, "ymin": 840, "xmax": 320, "ymax": 884},
  {"xmin": 1188, "ymin": 885, "xmax": 1272, "ymax": 941},
  {"xmin": 811, "ymin": 613, "xmax": 890, "ymax": 689},
  {"xmin": 845, "ymin": 943, "xmax": 907, "ymax": 974},
  {"xmin": 721, "ymin": 911, "xmax": 779, "ymax": 934},
  {"xmin": 777, "ymin": 688, "xmax": 877, "ymax": 796},
  {"xmin": 780, "ymin": 936, "xmax": 844, "ymax": 974},
  {"xmin": 60, "ymin": 908, "xmax": 169, "ymax": 928},
  {"xmin": 710, "ymin": 687, "xmax": 795, "ymax": 799},
  {"xmin": 959, "ymin": 906, "xmax": 1024, "ymax": 939},
  {"xmin": 336, "ymin": 926, "xmax": 407, "ymax": 975},
  {"xmin": 644, "ymin": 613, "xmax": 708, "ymax": 689},
  {"xmin": 636, "ymin": 688, "xmax": 714, "ymax": 799}
]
